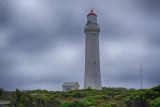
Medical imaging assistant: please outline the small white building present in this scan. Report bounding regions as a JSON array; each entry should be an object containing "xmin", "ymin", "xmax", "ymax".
[
  {"xmin": 62, "ymin": 82, "xmax": 80, "ymax": 92},
  {"xmin": 0, "ymin": 100, "xmax": 11, "ymax": 106}
]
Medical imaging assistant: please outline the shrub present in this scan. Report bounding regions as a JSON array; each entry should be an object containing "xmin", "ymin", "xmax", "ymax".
[
  {"xmin": 110, "ymin": 103, "xmax": 117, "ymax": 107},
  {"xmin": 0, "ymin": 88, "xmax": 3, "ymax": 96},
  {"xmin": 101, "ymin": 95, "xmax": 110, "ymax": 100},
  {"xmin": 113, "ymin": 94, "xmax": 124, "ymax": 100},
  {"xmin": 104, "ymin": 103, "xmax": 110, "ymax": 107},
  {"xmin": 61, "ymin": 102, "xmax": 74, "ymax": 107},
  {"xmin": 151, "ymin": 85, "xmax": 160, "ymax": 92},
  {"xmin": 150, "ymin": 97, "xmax": 160, "ymax": 107},
  {"xmin": 124, "ymin": 98, "xmax": 131, "ymax": 107},
  {"xmin": 73, "ymin": 100, "xmax": 88, "ymax": 107},
  {"xmin": 72, "ymin": 92, "xmax": 86, "ymax": 98}
]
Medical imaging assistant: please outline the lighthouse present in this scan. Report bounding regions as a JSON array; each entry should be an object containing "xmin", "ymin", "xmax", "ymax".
[{"xmin": 84, "ymin": 10, "xmax": 102, "ymax": 90}]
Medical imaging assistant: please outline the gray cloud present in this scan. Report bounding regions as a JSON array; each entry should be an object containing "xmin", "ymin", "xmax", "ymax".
[{"xmin": 0, "ymin": 0, "xmax": 160, "ymax": 91}]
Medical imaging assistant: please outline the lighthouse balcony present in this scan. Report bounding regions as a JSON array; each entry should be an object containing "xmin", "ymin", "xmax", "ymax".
[{"xmin": 84, "ymin": 23, "xmax": 100, "ymax": 33}]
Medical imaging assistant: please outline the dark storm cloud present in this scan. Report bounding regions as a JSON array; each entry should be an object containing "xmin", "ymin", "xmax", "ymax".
[
  {"xmin": 134, "ymin": 0, "xmax": 160, "ymax": 13},
  {"xmin": 0, "ymin": 8, "xmax": 9, "ymax": 27},
  {"xmin": 0, "ymin": 0, "xmax": 160, "ymax": 91}
]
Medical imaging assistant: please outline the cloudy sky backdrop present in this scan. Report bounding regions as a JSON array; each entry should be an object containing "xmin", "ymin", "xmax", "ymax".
[{"xmin": 0, "ymin": 0, "xmax": 160, "ymax": 91}]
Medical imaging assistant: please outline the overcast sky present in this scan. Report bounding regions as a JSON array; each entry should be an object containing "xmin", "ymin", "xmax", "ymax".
[{"xmin": 0, "ymin": 0, "xmax": 160, "ymax": 91}]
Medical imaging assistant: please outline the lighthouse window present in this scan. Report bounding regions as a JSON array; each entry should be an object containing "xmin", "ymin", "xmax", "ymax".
[
  {"xmin": 87, "ymin": 20, "xmax": 91, "ymax": 23},
  {"xmin": 94, "ymin": 61, "xmax": 96, "ymax": 64}
]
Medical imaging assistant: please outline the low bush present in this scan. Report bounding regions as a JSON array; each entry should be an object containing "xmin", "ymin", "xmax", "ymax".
[{"xmin": 150, "ymin": 97, "xmax": 160, "ymax": 107}]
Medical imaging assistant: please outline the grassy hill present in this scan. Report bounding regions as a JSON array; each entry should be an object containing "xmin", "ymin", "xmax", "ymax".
[{"xmin": 0, "ymin": 85, "xmax": 160, "ymax": 107}]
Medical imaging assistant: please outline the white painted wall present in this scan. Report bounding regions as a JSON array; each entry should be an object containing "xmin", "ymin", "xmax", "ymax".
[
  {"xmin": 63, "ymin": 84, "xmax": 79, "ymax": 92},
  {"xmin": 87, "ymin": 15, "xmax": 97, "ymax": 23}
]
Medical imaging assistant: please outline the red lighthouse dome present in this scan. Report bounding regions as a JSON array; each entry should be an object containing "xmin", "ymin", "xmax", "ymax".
[{"xmin": 87, "ymin": 10, "xmax": 97, "ymax": 17}]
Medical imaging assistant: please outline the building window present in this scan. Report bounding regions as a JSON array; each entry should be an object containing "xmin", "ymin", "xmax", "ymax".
[
  {"xmin": 66, "ymin": 88, "xmax": 71, "ymax": 91},
  {"xmin": 87, "ymin": 20, "xmax": 91, "ymax": 23}
]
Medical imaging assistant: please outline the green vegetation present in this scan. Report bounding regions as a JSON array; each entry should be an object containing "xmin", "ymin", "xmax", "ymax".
[
  {"xmin": 124, "ymin": 85, "xmax": 160, "ymax": 107},
  {"xmin": 0, "ymin": 85, "xmax": 160, "ymax": 107}
]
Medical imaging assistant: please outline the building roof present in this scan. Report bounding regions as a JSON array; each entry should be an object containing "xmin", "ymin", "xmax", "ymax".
[
  {"xmin": 87, "ymin": 10, "xmax": 97, "ymax": 17},
  {"xmin": 63, "ymin": 82, "xmax": 80, "ymax": 87}
]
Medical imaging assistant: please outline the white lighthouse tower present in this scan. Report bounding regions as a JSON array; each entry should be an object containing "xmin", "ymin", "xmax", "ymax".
[{"xmin": 84, "ymin": 10, "xmax": 102, "ymax": 90}]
